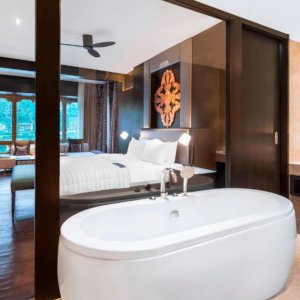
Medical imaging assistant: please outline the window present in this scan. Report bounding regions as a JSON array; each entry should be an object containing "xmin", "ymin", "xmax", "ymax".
[
  {"xmin": 0, "ymin": 94, "xmax": 80, "ymax": 153},
  {"xmin": 66, "ymin": 102, "xmax": 79, "ymax": 139},
  {"xmin": 0, "ymin": 98, "xmax": 12, "ymax": 141},
  {"xmin": 0, "ymin": 94, "xmax": 35, "ymax": 153},
  {"xmin": 60, "ymin": 102, "xmax": 63, "ymax": 139},
  {"xmin": 16, "ymin": 99, "xmax": 36, "ymax": 140},
  {"xmin": 60, "ymin": 98, "xmax": 79, "ymax": 140}
]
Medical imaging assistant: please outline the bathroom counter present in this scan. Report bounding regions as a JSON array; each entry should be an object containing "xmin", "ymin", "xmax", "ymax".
[{"xmin": 289, "ymin": 162, "xmax": 300, "ymax": 176}]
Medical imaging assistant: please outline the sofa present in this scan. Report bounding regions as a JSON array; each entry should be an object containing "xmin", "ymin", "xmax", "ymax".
[{"xmin": 0, "ymin": 142, "xmax": 89, "ymax": 171}]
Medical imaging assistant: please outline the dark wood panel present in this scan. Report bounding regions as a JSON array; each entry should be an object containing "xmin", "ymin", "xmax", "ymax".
[
  {"xmin": 35, "ymin": 0, "xmax": 60, "ymax": 298},
  {"xmin": 226, "ymin": 20, "xmax": 243, "ymax": 187},
  {"xmin": 0, "ymin": 57, "xmax": 35, "ymax": 71},
  {"xmin": 192, "ymin": 65, "xmax": 225, "ymax": 149},
  {"xmin": 0, "ymin": 75, "xmax": 35, "ymax": 94},
  {"xmin": 230, "ymin": 27, "xmax": 281, "ymax": 193},
  {"xmin": 0, "ymin": 75, "xmax": 77, "ymax": 96},
  {"xmin": 192, "ymin": 22, "xmax": 226, "ymax": 71},
  {"xmin": 117, "ymin": 64, "xmax": 144, "ymax": 153}
]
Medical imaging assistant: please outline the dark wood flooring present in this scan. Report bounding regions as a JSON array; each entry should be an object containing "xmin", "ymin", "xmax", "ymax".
[{"xmin": 0, "ymin": 174, "xmax": 34, "ymax": 300}]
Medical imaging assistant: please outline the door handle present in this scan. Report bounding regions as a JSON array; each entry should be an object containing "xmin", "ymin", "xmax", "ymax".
[{"xmin": 275, "ymin": 131, "xmax": 279, "ymax": 145}]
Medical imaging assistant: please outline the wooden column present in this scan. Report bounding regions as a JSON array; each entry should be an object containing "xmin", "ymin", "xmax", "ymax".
[{"xmin": 35, "ymin": 0, "xmax": 61, "ymax": 299}]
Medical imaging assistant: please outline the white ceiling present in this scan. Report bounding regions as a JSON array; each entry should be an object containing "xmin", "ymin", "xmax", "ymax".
[
  {"xmin": 0, "ymin": 0, "xmax": 299, "ymax": 74},
  {"xmin": 197, "ymin": 0, "xmax": 300, "ymax": 41},
  {"xmin": 0, "ymin": 0, "xmax": 219, "ymax": 74}
]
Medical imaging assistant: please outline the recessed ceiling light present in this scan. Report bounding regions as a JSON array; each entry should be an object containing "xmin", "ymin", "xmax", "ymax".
[{"xmin": 15, "ymin": 18, "xmax": 21, "ymax": 26}]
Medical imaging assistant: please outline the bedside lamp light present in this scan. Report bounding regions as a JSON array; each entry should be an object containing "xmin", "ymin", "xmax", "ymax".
[
  {"xmin": 120, "ymin": 131, "xmax": 129, "ymax": 140},
  {"xmin": 179, "ymin": 133, "xmax": 191, "ymax": 146},
  {"xmin": 179, "ymin": 133, "xmax": 194, "ymax": 165}
]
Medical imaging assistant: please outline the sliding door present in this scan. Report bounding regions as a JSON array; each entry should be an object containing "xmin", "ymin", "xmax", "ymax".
[{"xmin": 229, "ymin": 26, "xmax": 287, "ymax": 194}]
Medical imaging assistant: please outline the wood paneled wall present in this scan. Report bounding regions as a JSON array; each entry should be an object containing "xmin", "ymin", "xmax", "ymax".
[
  {"xmin": 0, "ymin": 57, "xmax": 79, "ymax": 96},
  {"xmin": 192, "ymin": 22, "xmax": 226, "ymax": 151},
  {"xmin": 117, "ymin": 64, "xmax": 144, "ymax": 153}
]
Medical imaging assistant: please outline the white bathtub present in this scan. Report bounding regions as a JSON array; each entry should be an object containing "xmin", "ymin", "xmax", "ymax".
[{"xmin": 58, "ymin": 188, "xmax": 296, "ymax": 300}]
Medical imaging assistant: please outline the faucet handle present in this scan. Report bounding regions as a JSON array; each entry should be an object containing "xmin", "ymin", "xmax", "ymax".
[
  {"xmin": 180, "ymin": 166, "xmax": 194, "ymax": 179},
  {"xmin": 170, "ymin": 169, "xmax": 178, "ymax": 183}
]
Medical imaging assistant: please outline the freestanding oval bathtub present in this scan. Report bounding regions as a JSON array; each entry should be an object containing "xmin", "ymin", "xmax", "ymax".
[{"xmin": 58, "ymin": 188, "xmax": 296, "ymax": 300}]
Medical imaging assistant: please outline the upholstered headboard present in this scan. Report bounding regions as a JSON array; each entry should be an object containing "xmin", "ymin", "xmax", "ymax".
[
  {"xmin": 139, "ymin": 128, "xmax": 189, "ymax": 165},
  {"xmin": 139, "ymin": 128, "xmax": 217, "ymax": 170}
]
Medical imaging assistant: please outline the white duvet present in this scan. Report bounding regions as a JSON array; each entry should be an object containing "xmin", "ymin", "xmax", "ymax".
[{"xmin": 60, "ymin": 154, "xmax": 166, "ymax": 196}]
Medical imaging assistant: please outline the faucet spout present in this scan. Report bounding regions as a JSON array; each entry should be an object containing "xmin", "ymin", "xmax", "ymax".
[{"xmin": 160, "ymin": 168, "xmax": 176, "ymax": 199}]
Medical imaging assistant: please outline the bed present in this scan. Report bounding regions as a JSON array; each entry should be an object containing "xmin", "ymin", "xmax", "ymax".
[
  {"xmin": 60, "ymin": 153, "xmax": 174, "ymax": 196},
  {"xmin": 60, "ymin": 128, "xmax": 216, "ymax": 201}
]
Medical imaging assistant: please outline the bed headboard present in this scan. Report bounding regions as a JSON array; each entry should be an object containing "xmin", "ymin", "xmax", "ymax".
[
  {"xmin": 139, "ymin": 128, "xmax": 217, "ymax": 169},
  {"xmin": 139, "ymin": 129, "xmax": 189, "ymax": 165}
]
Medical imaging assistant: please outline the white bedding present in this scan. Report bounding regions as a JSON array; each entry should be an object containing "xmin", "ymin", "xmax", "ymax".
[{"xmin": 60, "ymin": 154, "xmax": 168, "ymax": 196}]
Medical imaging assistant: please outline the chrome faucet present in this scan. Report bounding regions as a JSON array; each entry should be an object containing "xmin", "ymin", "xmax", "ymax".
[{"xmin": 160, "ymin": 168, "xmax": 177, "ymax": 199}]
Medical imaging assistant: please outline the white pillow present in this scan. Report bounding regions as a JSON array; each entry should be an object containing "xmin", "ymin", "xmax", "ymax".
[
  {"xmin": 127, "ymin": 137, "xmax": 146, "ymax": 159},
  {"xmin": 141, "ymin": 139, "xmax": 168, "ymax": 165},
  {"xmin": 165, "ymin": 141, "xmax": 178, "ymax": 164}
]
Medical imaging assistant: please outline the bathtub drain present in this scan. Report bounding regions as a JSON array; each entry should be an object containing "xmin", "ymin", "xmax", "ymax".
[{"xmin": 170, "ymin": 209, "xmax": 180, "ymax": 218}]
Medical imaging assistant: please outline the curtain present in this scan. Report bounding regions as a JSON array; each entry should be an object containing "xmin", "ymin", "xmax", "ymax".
[
  {"xmin": 109, "ymin": 82, "xmax": 119, "ymax": 153},
  {"xmin": 83, "ymin": 84, "xmax": 97, "ymax": 150},
  {"xmin": 83, "ymin": 81, "xmax": 118, "ymax": 152},
  {"xmin": 96, "ymin": 83, "xmax": 108, "ymax": 152},
  {"xmin": 77, "ymin": 82, "xmax": 85, "ymax": 138}
]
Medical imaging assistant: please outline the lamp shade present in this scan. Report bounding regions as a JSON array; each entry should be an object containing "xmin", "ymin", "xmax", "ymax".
[
  {"xmin": 120, "ymin": 131, "xmax": 129, "ymax": 140},
  {"xmin": 179, "ymin": 133, "xmax": 191, "ymax": 146}
]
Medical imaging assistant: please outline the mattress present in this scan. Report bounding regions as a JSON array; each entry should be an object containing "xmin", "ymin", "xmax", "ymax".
[{"xmin": 60, "ymin": 154, "xmax": 168, "ymax": 196}]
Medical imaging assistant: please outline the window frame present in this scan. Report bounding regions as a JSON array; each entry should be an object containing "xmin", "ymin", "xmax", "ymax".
[
  {"xmin": 0, "ymin": 94, "xmax": 79, "ymax": 153},
  {"xmin": 60, "ymin": 97, "xmax": 78, "ymax": 142},
  {"xmin": 0, "ymin": 94, "xmax": 35, "ymax": 152}
]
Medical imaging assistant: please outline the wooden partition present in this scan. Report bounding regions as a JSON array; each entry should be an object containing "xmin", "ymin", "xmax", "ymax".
[{"xmin": 35, "ymin": 0, "xmax": 60, "ymax": 299}]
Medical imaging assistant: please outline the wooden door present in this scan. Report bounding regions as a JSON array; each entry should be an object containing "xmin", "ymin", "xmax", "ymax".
[{"xmin": 230, "ymin": 27, "xmax": 283, "ymax": 193}]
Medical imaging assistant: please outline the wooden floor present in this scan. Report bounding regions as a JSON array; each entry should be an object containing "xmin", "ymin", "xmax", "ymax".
[{"xmin": 0, "ymin": 174, "xmax": 34, "ymax": 300}]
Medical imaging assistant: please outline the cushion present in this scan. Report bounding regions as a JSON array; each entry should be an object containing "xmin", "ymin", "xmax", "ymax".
[
  {"xmin": 127, "ymin": 137, "xmax": 146, "ymax": 159},
  {"xmin": 141, "ymin": 139, "xmax": 168, "ymax": 165},
  {"xmin": 166, "ymin": 141, "xmax": 178, "ymax": 165},
  {"xmin": 15, "ymin": 145, "xmax": 29, "ymax": 156},
  {"xmin": 13, "ymin": 140, "xmax": 31, "ymax": 156},
  {"xmin": 11, "ymin": 164, "xmax": 35, "ymax": 190},
  {"xmin": 29, "ymin": 144, "xmax": 36, "ymax": 156},
  {"xmin": 68, "ymin": 139, "xmax": 84, "ymax": 152}
]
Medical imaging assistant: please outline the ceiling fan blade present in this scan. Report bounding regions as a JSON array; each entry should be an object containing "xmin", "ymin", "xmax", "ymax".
[
  {"xmin": 61, "ymin": 43, "xmax": 83, "ymax": 48},
  {"xmin": 93, "ymin": 41, "xmax": 116, "ymax": 48},
  {"xmin": 87, "ymin": 48, "xmax": 100, "ymax": 57}
]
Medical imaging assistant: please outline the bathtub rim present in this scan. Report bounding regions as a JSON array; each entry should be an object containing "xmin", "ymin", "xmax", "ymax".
[{"xmin": 60, "ymin": 188, "xmax": 295, "ymax": 260}]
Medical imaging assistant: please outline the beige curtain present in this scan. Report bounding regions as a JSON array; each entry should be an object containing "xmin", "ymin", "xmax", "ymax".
[
  {"xmin": 83, "ymin": 84, "xmax": 97, "ymax": 150},
  {"xmin": 109, "ymin": 82, "xmax": 119, "ymax": 153}
]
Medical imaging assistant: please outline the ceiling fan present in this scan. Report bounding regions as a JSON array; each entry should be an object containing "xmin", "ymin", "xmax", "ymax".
[{"xmin": 61, "ymin": 34, "xmax": 115, "ymax": 57}]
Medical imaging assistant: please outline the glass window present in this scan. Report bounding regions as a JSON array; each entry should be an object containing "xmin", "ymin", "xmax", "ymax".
[
  {"xmin": 60, "ymin": 102, "xmax": 63, "ymax": 139},
  {"xmin": 0, "ymin": 145, "xmax": 9, "ymax": 154},
  {"xmin": 66, "ymin": 102, "xmax": 79, "ymax": 139},
  {"xmin": 0, "ymin": 98, "xmax": 13, "ymax": 141},
  {"xmin": 16, "ymin": 99, "xmax": 36, "ymax": 140}
]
